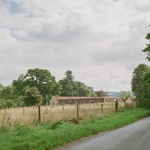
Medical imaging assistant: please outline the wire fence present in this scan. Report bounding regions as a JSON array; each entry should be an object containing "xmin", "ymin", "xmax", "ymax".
[{"xmin": 0, "ymin": 101, "xmax": 135, "ymax": 128}]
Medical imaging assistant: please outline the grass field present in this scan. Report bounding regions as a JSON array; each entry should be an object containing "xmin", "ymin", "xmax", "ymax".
[
  {"xmin": 0, "ymin": 108, "xmax": 149, "ymax": 150},
  {"xmin": 0, "ymin": 102, "xmax": 125, "ymax": 128}
]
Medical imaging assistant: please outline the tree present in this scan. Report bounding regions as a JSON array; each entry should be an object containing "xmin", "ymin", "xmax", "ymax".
[
  {"xmin": 142, "ymin": 28, "xmax": 150, "ymax": 61},
  {"xmin": 95, "ymin": 90, "xmax": 108, "ymax": 97},
  {"xmin": 138, "ymin": 70, "xmax": 150, "ymax": 108},
  {"xmin": 75, "ymin": 81, "xmax": 96, "ymax": 97},
  {"xmin": 24, "ymin": 87, "xmax": 43, "ymax": 106},
  {"xmin": 59, "ymin": 70, "xmax": 75, "ymax": 96},
  {"xmin": 0, "ymin": 85, "xmax": 14, "ymax": 100},
  {"xmin": 85, "ymin": 86, "xmax": 96, "ymax": 97},
  {"xmin": 119, "ymin": 90, "xmax": 133, "ymax": 101},
  {"xmin": 0, "ymin": 83, "xmax": 4, "ymax": 91},
  {"xmin": 65, "ymin": 70, "xmax": 74, "ymax": 81},
  {"xmin": 131, "ymin": 64, "xmax": 150, "ymax": 107},
  {"xmin": 59, "ymin": 70, "xmax": 96, "ymax": 97},
  {"xmin": 12, "ymin": 74, "xmax": 27, "ymax": 97},
  {"xmin": 25, "ymin": 68, "xmax": 61, "ymax": 104}
]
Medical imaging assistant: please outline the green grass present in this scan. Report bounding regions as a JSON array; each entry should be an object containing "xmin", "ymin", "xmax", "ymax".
[{"xmin": 0, "ymin": 108, "xmax": 150, "ymax": 150}]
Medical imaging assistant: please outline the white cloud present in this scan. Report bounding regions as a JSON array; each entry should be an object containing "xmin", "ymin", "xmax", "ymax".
[{"xmin": 0, "ymin": 0, "xmax": 150, "ymax": 91}]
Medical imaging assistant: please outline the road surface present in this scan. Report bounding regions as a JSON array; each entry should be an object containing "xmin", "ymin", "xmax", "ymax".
[{"xmin": 59, "ymin": 117, "xmax": 150, "ymax": 150}]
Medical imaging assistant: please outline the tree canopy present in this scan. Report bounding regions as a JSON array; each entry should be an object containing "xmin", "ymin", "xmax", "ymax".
[
  {"xmin": 12, "ymin": 68, "xmax": 61, "ymax": 105},
  {"xmin": 131, "ymin": 26, "xmax": 150, "ymax": 108},
  {"xmin": 0, "ymin": 68, "xmax": 97, "ymax": 108},
  {"xmin": 59, "ymin": 70, "xmax": 96, "ymax": 97},
  {"xmin": 24, "ymin": 87, "xmax": 43, "ymax": 106},
  {"xmin": 25, "ymin": 68, "xmax": 61, "ymax": 104},
  {"xmin": 142, "ymin": 26, "xmax": 150, "ymax": 61},
  {"xmin": 95, "ymin": 90, "xmax": 108, "ymax": 97},
  {"xmin": 58, "ymin": 70, "xmax": 75, "ymax": 96},
  {"xmin": 0, "ymin": 83, "xmax": 4, "ymax": 91},
  {"xmin": 131, "ymin": 64, "xmax": 150, "ymax": 108},
  {"xmin": 12, "ymin": 74, "xmax": 27, "ymax": 97},
  {"xmin": 0, "ymin": 85, "xmax": 14, "ymax": 100}
]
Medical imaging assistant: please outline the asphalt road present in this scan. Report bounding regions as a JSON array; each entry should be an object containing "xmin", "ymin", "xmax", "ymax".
[{"xmin": 59, "ymin": 117, "xmax": 150, "ymax": 150}]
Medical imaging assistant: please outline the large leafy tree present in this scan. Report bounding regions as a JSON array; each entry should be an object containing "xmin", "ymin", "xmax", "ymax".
[
  {"xmin": 12, "ymin": 74, "xmax": 27, "ymax": 97},
  {"xmin": 25, "ymin": 68, "xmax": 61, "ymax": 104},
  {"xmin": 0, "ymin": 85, "xmax": 14, "ymax": 100},
  {"xmin": 131, "ymin": 64, "xmax": 150, "ymax": 107},
  {"xmin": 58, "ymin": 70, "xmax": 75, "ymax": 96},
  {"xmin": 142, "ymin": 28, "xmax": 150, "ymax": 61},
  {"xmin": 75, "ymin": 81, "xmax": 96, "ymax": 97},
  {"xmin": 59, "ymin": 70, "xmax": 96, "ymax": 97},
  {"xmin": 139, "ymin": 70, "xmax": 150, "ymax": 108}
]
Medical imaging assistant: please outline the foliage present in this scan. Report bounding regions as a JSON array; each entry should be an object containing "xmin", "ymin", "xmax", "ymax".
[
  {"xmin": 0, "ymin": 99, "xmax": 18, "ymax": 108},
  {"xmin": 139, "ymin": 70, "xmax": 150, "ymax": 108},
  {"xmin": 142, "ymin": 27, "xmax": 150, "ymax": 61},
  {"xmin": 65, "ymin": 70, "xmax": 74, "ymax": 81},
  {"xmin": 12, "ymin": 74, "xmax": 27, "ymax": 97},
  {"xmin": 0, "ymin": 83, "xmax": 4, "ymax": 91},
  {"xmin": 24, "ymin": 87, "xmax": 43, "ymax": 106},
  {"xmin": 119, "ymin": 90, "xmax": 133, "ymax": 101},
  {"xmin": 59, "ymin": 70, "xmax": 96, "ymax": 97},
  {"xmin": 12, "ymin": 68, "xmax": 61, "ymax": 105},
  {"xmin": 95, "ymin": 90, "xmax": 108, "ymax": 97},
  {"xmin": 0, "ymin": 69, "xmax": 97, "ymax": 107},
  {"xmin": 0, "ymin": 83, "xmax": 24, "ymax": 108},
  {"xmin": 25, "ymin": 68, "xmax": 61, "ymax": 104},
  {"xmin": 59, "ymin": 70, "xmax": 75, "ymax": 96},
  {"xmin": 131, "ymin": 64, "xmax": 150, "ymax": 108},
  {"xmin": 75, "ymin": 81, "xmax": 96, "ymax": 97},
  {"xmin": 0, "ymin": 85, "xmax": 14, "ymax": 100},
  {"xmin": 132, "ymin": 27, "xmax": 150, "ymax": 108}
]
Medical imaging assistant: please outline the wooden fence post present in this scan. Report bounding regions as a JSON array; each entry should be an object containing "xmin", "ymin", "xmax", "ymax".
[
  {"xmin": 38, "ymin": 105, "xmax": 41, "ymax": 123},
  {"xmin": 97, "ymin": 102, "xmax": 99, "ymax": 106},
  {"xmin": 124, "ymin": 102, "xmax": 127, "ymax": 108},
  {"xmin": 22, "ymin": 107, "xmax": 25, "ymax": 114},
  {"xmin": 111, "ymin": 102, "xmax": 113, "ymax": 108},
  {"xmin": 77, "ymin": 103, "xmax": 79, "ymax": 120},
  {"xmin": 101, "ymin": 104, "xmax": 103, "ymax": 113},
  {"xmin": 62, "ymin": 103, "xmax": 65, "ymax": 110},
  {"xmin": 132, "ymin": 102, "xmax": 134, "ymax": 108},
  {"xmin": 115, "ymin": 100, "xmax": 119, "ymax": 112}
]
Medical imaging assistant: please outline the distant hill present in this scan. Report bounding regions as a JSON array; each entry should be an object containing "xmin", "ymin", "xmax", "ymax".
[{"xmin": 107, "ymin": 92, "xmax": 120, "ymax": 97}]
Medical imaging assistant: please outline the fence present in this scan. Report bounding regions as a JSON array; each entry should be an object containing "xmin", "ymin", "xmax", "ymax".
[{"xmin": 0, "ymin": 100, "xmax": 135, "ymax": 127}]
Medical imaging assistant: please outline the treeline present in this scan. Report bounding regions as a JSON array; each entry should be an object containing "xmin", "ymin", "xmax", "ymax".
[
  {"xmin": 131, "ymin": 26, "xmax": 150, "ymax": 108},
  {"xmin": 131, "ymin": 64, "xmax": 150, "ymax": 108},
  {"xmin": 0, "ymin": 69, "xmax": 108, "ymax": 108}
]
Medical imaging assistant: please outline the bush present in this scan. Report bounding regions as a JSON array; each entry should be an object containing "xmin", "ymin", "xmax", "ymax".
[{"xmin": 0, "ymin": 99, "xmax": 18, "ymax": 109}]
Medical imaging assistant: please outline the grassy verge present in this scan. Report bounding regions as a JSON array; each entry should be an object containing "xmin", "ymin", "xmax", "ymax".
[{"xmin": 0, "ymin": 108, "xmax": 150, "ymax": 150}]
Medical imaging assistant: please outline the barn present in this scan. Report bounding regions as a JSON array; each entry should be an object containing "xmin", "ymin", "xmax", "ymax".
[{"xmin": 50, "ymin": 96, "xmax": 119, "ymax": 105}]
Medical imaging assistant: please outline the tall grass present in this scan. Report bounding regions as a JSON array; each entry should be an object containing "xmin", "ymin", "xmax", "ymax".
[
  {"xmin": 0, "ymin": 108, "xmax": 149, "ymax": 150},
  {"xmin": 0, "ymin": 102, "xmax": 124, "ymax": 127}
]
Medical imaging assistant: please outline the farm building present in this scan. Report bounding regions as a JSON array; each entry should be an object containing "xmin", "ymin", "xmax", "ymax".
[{"xmin": 50, "ymin": 96, "xmax": 119, "ymax": 105}]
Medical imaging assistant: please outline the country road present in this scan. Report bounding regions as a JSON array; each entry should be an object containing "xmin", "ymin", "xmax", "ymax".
[{"xmin": 58, "ymin": 117, "xmax": 150, "ymax": 150}]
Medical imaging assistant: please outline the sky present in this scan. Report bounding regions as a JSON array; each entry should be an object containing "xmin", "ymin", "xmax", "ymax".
[{"xmin": 0, "ymin": 0, "xmax": 150, "ymax": 91}]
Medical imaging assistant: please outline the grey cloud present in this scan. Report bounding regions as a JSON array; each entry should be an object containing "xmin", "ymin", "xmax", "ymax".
[{"xmin": 0, "ymin": 0, "xmax": 150, "ymax": 91}]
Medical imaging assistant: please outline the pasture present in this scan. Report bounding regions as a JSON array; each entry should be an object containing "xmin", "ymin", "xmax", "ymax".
[{"xmin": 0, "ymin": 102, "xmax": 126, "ymax": 128}]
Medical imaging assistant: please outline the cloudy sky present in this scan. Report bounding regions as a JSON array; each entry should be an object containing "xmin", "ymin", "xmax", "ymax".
[{"xmin": 0, "ymin": 0, "xmax": 150, "ymax": 91}]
